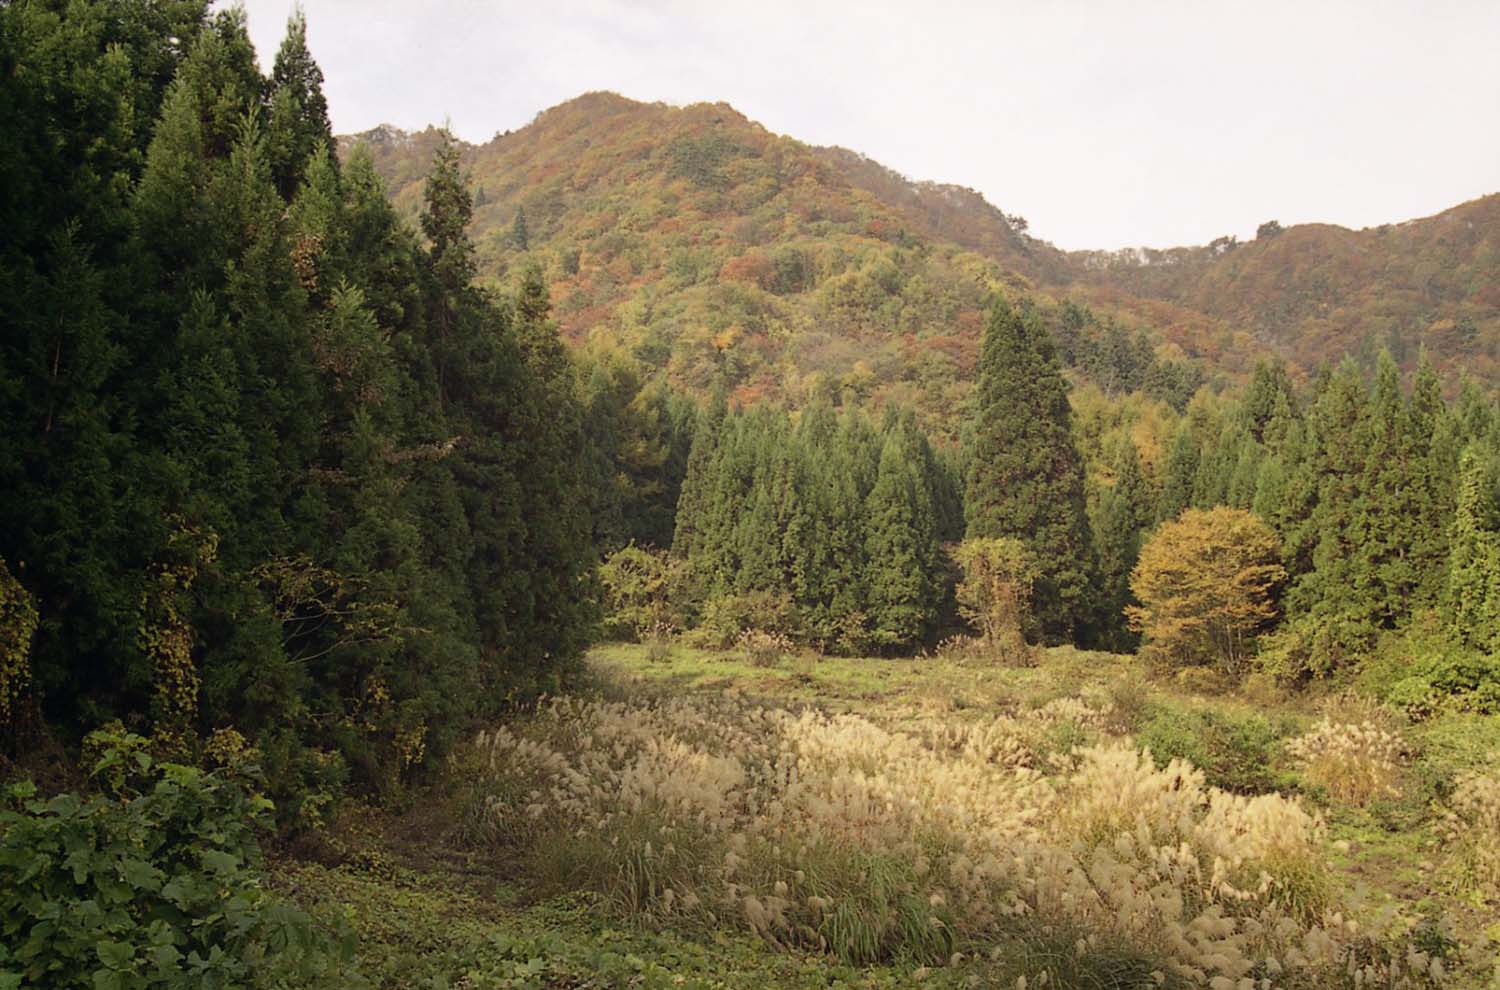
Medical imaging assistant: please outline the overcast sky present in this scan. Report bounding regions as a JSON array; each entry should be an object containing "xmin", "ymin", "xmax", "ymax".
[{"xmin": 228, "ymin": 0, "xmax": 1500, "ymax": 251}]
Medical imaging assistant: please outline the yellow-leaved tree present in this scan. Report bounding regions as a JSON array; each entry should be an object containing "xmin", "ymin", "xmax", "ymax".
[{"xmin": 1127, "ymin": 507, "xmax": 1285, "ymax": 674}]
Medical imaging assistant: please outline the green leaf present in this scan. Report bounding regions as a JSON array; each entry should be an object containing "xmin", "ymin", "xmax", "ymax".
[
  {"xmin": 120, "ymin": 859, "xmax": 163, "ymax": 891},
  {"xmin": 199, "ymin": 849, "xmax": 240, "ymax": 875},
  {"xmin": 149, "ymin": 942, "xmax": 182, "ymax": 970},
  {"xmin": 95, "ymin": 939, "xmax": 135, "ymax": 970}
]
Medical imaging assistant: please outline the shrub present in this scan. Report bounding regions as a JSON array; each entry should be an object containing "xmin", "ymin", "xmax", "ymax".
[
  {"xmin": 737, "ymin": 629, "xmax": 794, "ymax": 668},
  {"xmin": 642, "ymin": 621, "xmax": 676, "ymax": 663},
  {"xmin": 1376, "ymin": 643, "xmax": 1500, "ymax": 718},
  {"xmin": 827, "ymin": 609, "xmax": 876, "ymax": 658},
  {"xmin": 1104, "ymin": 674, "xmax": 1152, "ymax": 734},
  {"xmin": 0, "ymin": 728, "xmax": 345, "ymax": 989},
  {"xmin": 951, "ymin": 537, "xmax": 1037, "ymax": 650},
  {"xmin": 694, "ymin": 591, "xmax": 802, "ymax": 649},
  {"xmin": 1407, "ymin": 713, "xmax": 1500, "ymax": 804},
  {"xmin": 0, "ymin": 557, "xmax": 37, "ymax": 735},
  {"xmin": 599, "ymin": 544, "xmax": 688, "ymax": 641},
  {"xmin": 1137, "ymin": 705, "xmax": 1287, "ymax": 794},
  {"xmin": 1287, "ymin": 718, "xmax": 1406, "ymax": 806}
]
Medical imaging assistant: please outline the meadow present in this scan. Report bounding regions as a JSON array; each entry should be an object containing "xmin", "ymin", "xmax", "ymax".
[{"xmin": 277, "ymin": 642, "xmax": 1500, "ymax": 990}]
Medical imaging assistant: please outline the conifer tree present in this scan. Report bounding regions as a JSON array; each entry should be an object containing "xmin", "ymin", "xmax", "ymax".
[
  {"xmin": 421, "ymin": 130, "xmax": 475, "ymax": 399},
  {"xmin": 965, "ymin": 298, "xmax": 1094, "ymax": 642},
  {"xmin": 1408, "ymin": 351, "xmax": 1460, "ymax": 606},
  {"xmin": 511, "ymin": 205, "xmax": 530, "ymax": 250},
  {"xmin": 672, "ymin": 393, "xmax": 726, "ymax": 564},
  {"xmin": 1092, "ymin": 439, "xmax": 1148, "ymax": 649},
  {"xmin": 1243, "ymin": 359, "xmax": 1298, "ymax": 443},
  {"xmin": 1445, "ymin": 446, "xmax": 1500, "ymax": 652},
  {"xmin": 1157, "ymin": 427, "xmax": 1200, "ymax": 523},
  {"xmin": 268, "ymin": 7, "xmax": 334, "ymax": 199},
  {"xmin": 866, "ymin": 423, "xmax": 940, "ymax": 648}
]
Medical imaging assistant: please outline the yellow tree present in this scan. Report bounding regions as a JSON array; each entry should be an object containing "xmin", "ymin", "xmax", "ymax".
[{"xmin": 1127, "ymin": 507, "xmax": 1285, "ymax": 673}]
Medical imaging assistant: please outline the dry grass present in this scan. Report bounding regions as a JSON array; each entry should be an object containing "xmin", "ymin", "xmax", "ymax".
[
  {"xmin": 1440, "ymin": 766, "xmax": 1500, "ymax": 900},
  {"xmin": 458, "ymin": 688, "xmax": 1470, "ymax": 988},
  {"xmin": 1286, "ymin": 718, "xmax": 1406, "ymax": 807}
]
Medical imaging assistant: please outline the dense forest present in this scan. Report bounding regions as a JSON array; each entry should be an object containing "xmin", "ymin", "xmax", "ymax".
[
  {"xmin": 0, "ymin": 2, "xmax": 599, "ymax": 809},
  {"xmin": 3, "ymin": 3, "xmax": 1500, "ymax": 989}
]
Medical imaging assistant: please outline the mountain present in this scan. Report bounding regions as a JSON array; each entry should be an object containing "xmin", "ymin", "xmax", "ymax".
[
  {"xmin": 1070, "ymin": 195, "xmax": 1500, "ymax": 381},
  {"xmin": 341, "ymin": 93, "xmax": 1500, "ymax": 417}
]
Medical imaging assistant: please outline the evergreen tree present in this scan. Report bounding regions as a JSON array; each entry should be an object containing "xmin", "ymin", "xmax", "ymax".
[
  {"xmin": 420, "ymin": 130, "xmax": 475, "ymax": 400},
  {"xmin": 511, "ymin": 205, "xmax": 530, "ymax": 251},
  {"xmin": 267, "ymin": 7, "xmax": 334, "ymax": 200},
  {"xmin": 865, "ymin": 423, "xmax": 941, "ymax": 649},
  {"xmin": 1408, "ymin": 351, "xmax": 1460, "ymax": 607},
  {"xmin": 672, "ymin": 392, "xmax": 726, "ymax": 563},
  {"xmin": 1273, "ymin": 362, "xmax": 1378, "ymax": 672},
  {"xmin": 1157, "ymin": 426, "xmax": 1200, "ymax": 523},
  {"xmin": 965, "ymin": 298, "xmax": 1094, "ymax": 642},
  {"xmin": 1092, "ymin": 439, "xmax": 1148, "ymax": 650},
  {"xmin": 0, "ymin": 0, "xmax": 600, "ymax": 799},
  {"xmin": 1445, "ymin": 446, "xmax": 1500, "ymax": 652},
  {"xmin": 1243, "ymin": 359, "xmax": 1298, "ymax": 443}
]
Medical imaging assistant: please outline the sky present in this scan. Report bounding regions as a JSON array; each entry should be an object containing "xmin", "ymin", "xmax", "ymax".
[{"xmin": 229, "ymin": 0, "xmax": 1500, "ymax": 251}]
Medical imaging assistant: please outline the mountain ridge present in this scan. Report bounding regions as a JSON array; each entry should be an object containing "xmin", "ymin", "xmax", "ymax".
[{"xmin": 340, "ymin": 91, "xmax": 1500, "ymax": 397}]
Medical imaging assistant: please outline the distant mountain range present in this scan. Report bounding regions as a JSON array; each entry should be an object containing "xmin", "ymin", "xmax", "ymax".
[{"xmin": 341, "ymin": 92, "xmax": 1500, "ymax": 409}]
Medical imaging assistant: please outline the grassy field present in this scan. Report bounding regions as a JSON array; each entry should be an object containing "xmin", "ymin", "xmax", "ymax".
[{"xmin": 274, "ymin": 642, "xmax": 1500, "ymax": 989}]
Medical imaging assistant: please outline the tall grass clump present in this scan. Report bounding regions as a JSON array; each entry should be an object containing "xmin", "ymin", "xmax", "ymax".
[
  {"xmin": 452, "ymin": 691, "xmax": 1466, "ymax": 986},
  {"xmin": 1439, "ymin": 766, "xmax": 1500, "ymax": 899},
  {"xmin": 1286, "ymin": 718, "xmax": 1406, "ymax": 806}
]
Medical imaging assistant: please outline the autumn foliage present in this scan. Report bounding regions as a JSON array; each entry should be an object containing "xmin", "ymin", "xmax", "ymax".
[{"xmin": 1127, "ymin": 507, "xmax": 1285, "ymax": 672}]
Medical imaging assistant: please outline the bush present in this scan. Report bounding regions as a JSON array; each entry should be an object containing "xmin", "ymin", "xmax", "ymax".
[
  {"xmin": 642, "ymin": 621, "xmax": 676, "ymax": 663},
  {"xmin": 1407, "ymin": 713, "xmax": 1500, "ymax": 804},
  {"xmin": 599, "ymin": 544, "xmax": 688, "ymax": 641},
  {"xmin": 951, "ymin": 537, "xmax": 1036, "ymax": 650},
  {"xmin": 738, "ymin": 629, "xmax": 794, "ymax": 668},
  {"xmin": 0, "ymin": 728, "xmax": 346, "ymax": 989},
  {"xmin": 1136, "ymin": 705, "xmax": 1288, "ymax": 794},
  {"xmin": 1439, "ymin": 767, "xmax": 1500, "ymax": 899},
  {"xmin": 694, "ymin": 591, "xmax": 802, "ymax": 649},
  {"xmin": 1361, "ymin": 628, "xmax": 1500, "ymax": 717}
]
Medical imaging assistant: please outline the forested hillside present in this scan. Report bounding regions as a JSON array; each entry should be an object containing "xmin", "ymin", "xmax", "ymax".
[
  {"xmin": 345, "ymin": 93, "xmax": 1500, "ymax": 412},
  {"xmin": 343, "ymin": 94, "xmax": 1220, "ymax": 439},
  {"xmin": 1072, "ymin": 195, "xmax": 1500, "ymax": 382}
]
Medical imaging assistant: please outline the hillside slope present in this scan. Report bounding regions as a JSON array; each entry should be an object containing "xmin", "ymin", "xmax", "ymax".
[
  {"xmin": 343, "ymin": 92, "xmax": 1500, "ymax": 411},
  {"xmin": 1069, "ymin": 195, "xmax": 1500, "ymax": 380}
]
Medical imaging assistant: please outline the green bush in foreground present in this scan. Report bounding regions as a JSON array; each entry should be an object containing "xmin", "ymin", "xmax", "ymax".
[
  {"xmin": 1137, "ymin": 703, "xmax": 1290, "ymax": 794},
  {"xmin": 0, "ymin": 729, "xmax": 347, "ymax": 989}
]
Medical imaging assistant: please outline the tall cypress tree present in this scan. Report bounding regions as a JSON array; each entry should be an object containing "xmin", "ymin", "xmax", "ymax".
[
  {"xmin": 1092, "ymin": 438, "xmax": 1148, "ymax": 650},
  {"xmin": 420, "ymin": 130, "xmax": 475, "ymax": 403},
  {"xmin": 1445, "ymin": 446, "xmax": 1500, "ymax": 652},
  {"xmin": 1157, "ymin": 427, "xmax": 1199, "ymax": 523},
  {"xmin": 673, "ymin": 391, "xmax": 726, "ymax": 564},
  {"xmin": 965, "ymin": 297, "xmax": 1094, "ymax": 642},
  {"xmin": 866, "ymin": 422, "xmax": 941, "ymax": 649},
  {"xmin": 267, "ymin": 7, "xmax": 334, "ymax": 200}
]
